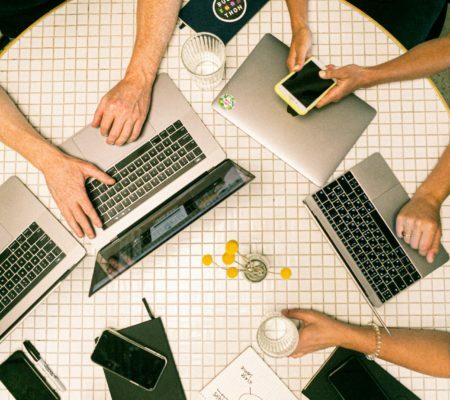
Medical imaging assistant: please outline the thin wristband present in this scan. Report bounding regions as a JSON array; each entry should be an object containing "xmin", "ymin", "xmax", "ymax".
[{"xmin": 366, "ymin": 322, "xmax": 382, "ymax": 360}]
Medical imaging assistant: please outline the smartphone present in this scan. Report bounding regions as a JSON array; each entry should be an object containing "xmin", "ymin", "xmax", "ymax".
[
  {"xmin": 0, "ymin": 350, "xmax": 60, "ymax": 400},
  {"xmin": 274, "ymin": 57, "xmax": 336, "ymax": 115},
  {"xmin": 91, "ymin": 329, "xmax": 167, "ymax": 391},
  {"xmin": 328, "ymin": 356, "xmax": 390, "ymax": 400}
]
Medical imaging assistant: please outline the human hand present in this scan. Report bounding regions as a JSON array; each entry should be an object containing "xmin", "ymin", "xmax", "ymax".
[
  {"xmin": 287, "ymin": 24, "xmax": 313, "ymax": 72},
  {"xmin": 282, "ymin": 309, "xmax": 349, "ymax": 358},
  {"xmin": 92, "ymin": 75, "xmax": 152, "ymax": 146},
  {"xmin": 316, "ymin": 64, "xmax": 369, "ymax": 108},
  {"xmin": 396, "ymin": 193, "xmax": 442, "ymax": 263},
  {"xmin": 42, "ymin": 150, "xmax": 115, "ymax": 239}
]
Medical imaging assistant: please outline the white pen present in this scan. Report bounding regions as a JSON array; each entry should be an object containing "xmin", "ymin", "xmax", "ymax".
[{"xmin": 24, "ymin": 340, "xmax": 67, "ymax": 392}]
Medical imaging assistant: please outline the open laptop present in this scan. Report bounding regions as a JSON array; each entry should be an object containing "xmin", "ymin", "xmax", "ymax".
[
  {"xmin": 0, "ymin": 177, "xmax": 85, "ymax": 341},
  {"xmin": 304, "ymin": 153, "xmax": 448, "ymax": 320},
  {"xmin": 60, "ymin": 73, "xmax": 254, "ymax": 295},
  {"xmin": 212, "ymin": 33, "xmax": 377, "ymax": 186}
]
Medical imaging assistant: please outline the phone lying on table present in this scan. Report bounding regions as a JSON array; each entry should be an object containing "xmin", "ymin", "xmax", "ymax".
[
  {"xmin": 91, "ymin": 328, "xmax": 167, "ymax": 391},
  {"xmin": 0, "ymin": 350, "xmax": 60, "ymax": 400},
  {"xmin": 328, "ymin": 356, "xmax": 390, "ymax": 400},
  {"xmin": 274, "ymin": 57, "xmax": 336, "ymax": 115}
]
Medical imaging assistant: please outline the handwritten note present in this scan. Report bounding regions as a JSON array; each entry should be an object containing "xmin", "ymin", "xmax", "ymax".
[{"xmin": 200, "ymin": 347, "xmax": 298, "ymax": 400}]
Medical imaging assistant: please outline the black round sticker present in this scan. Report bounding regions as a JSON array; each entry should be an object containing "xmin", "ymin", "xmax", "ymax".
[{"xmin": 213, "ymin": 0, "xmax": 247, "ymax": 23}]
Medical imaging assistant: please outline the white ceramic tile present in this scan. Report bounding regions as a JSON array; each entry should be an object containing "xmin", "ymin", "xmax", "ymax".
[{"xmin": 0, "ymin": 0, "xmax": 449, "ymax": 399}]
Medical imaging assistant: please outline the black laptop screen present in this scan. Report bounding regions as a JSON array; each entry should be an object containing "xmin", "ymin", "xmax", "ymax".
[{"xmin": 89, "ymin": 160, "xmax": 254, "ymax": 296}]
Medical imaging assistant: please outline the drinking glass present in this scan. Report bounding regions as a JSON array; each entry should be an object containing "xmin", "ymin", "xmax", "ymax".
[
  {"xmin": 256, "ymin": 313, "xmax": 300, "ymax": 358},
  {"xmin": 181, "ymin": 32, "xmax": 225, "ymax": 89}
]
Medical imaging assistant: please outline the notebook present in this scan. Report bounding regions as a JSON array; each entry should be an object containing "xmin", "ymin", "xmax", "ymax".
[
  {"xmin": 179, "ymin": 0, "xmax": 269, "ymax": 44},
  {"xmin": 302, "ymin": 347, "xmax": 420, "ymax": 400},
  {"xmin": 104, "ymin": 318, "xmax": 186, "ymax": 400}
]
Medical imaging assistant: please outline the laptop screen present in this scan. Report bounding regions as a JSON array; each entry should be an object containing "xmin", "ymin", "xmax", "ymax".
[{"xmin": 89, "ymin": 160, "xmax": 254, "ymax": 296}]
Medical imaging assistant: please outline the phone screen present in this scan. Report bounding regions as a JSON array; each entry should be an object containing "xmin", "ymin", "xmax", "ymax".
[
  {"xmin": 0, "ymin": 351, "xmax": 60, "ymax": 400},
  {"xmin": 91, "ymin": 330, "xmax": 166, "ymax": 390},
  {"xmin": 282, "ymin": 61, "xmax": 334, "ymax": 107},
  {"xmin": 328, "ymin": 357, "xmax": 389, "ymax": 400}
]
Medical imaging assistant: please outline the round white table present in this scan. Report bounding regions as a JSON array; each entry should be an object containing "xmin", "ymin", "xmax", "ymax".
[{"xmin": 0, "ymin": 0, "xmax": 449, "ymax": 398}]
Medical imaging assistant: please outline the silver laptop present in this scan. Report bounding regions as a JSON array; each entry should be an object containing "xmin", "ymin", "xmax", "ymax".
[
  {"xmin": 212, "ymin": 33, "xmax": 377, "ymax": 186},
  {"xmin": 60, "ymin": 73, "xmax": 254, "ymax": 295},
  {"xmin": 0, "ymin": 177, "xmax": 85, "ymax": 341},
  {"xmin": 304, "ymin": 153, "xmax": 448, "ymax": 315},
  {"xmin": 61, "ymin": 73, "xmax": 227, "ymax": 250}
]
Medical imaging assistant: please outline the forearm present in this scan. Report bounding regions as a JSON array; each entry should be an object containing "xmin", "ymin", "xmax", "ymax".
[
  {"xmin": 413, "ymin": 144, "xmax": 450, "ymax": 206},
  {"xmin": 125, "ymin": 0, "xmax": 182, "ymax": 86},
  {"xmin": 285, "ymin": 0, "xmax": 309, "ymax": 30},
  {"xmin": 362, "ymin": 35, "xmax": 450, "ymax": 87},
  {"xmin": 0, "ymin": 87, "xmax": 61, "ymax": 171},
  {"xmin": 339, "ymin": 325, "xmax": 450, "ymax": 377}
]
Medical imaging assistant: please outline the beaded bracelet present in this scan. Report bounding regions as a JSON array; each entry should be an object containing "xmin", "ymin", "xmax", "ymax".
[{"xmin": 366, "ymin": 322, "xmax": 382, "ymax": 360}]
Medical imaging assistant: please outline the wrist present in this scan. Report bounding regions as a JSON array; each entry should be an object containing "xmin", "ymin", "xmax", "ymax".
[
  {"xmin": 334, "ymin": 321, "xmax": 359, "ymax": 348},
  {"xmin": 413, "ymin": 186, "xmax": 445, "ymax": 209},
  {"xmin": 37, "ymin": 146, "xmax": 66, "ymax": 175},
  {"xmin": 359, "ymin": 67, "xmax": 379, "ymax": 88},
  {"xmin": 291, "ymin": 17, "xmax": 309, "ymax": 33},
  {"xmin": 338, "ymin": 323, "xmax": 373, "ymax": 352},
  {"xmin": 125, "ymin": 60, "xmax": 156, "ymax": 89}
]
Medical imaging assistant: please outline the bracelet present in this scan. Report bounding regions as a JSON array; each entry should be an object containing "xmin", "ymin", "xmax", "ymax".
[{"xmin": 366, "ymin": 322, "xmax": 382, "ymax": 361}]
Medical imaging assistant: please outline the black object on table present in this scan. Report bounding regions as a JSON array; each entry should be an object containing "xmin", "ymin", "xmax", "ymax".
[
  {"xmin": 302, "ymin": 347, "xmax": 420, "ymax": 400},
  {"xmin": 345, "ymin": 0, "xmax": 448, "ymax": 50},
  {"xmin": 179, "ymin": 0, "xmax": 269, "ymax": 44},
  {"xmin": 104, "ymin": 303, "xmax": 186, "ymax": 400}
]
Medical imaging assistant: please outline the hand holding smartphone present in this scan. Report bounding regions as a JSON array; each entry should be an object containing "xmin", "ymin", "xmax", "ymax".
[
  {"xmin": 274, "ymin": 57, "xmax": 336, "ymax": 115},
  {"xmin": 91, "ymin": 329, "xmax": 167, "ymax": 391}
]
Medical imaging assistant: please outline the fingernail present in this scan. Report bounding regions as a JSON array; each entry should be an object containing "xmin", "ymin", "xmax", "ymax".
[
  {"xmin": 293, "ymin": 64, "xmax": 300, "ymax": 71},
  {"xmin": 319, "ymin": 71, "xmax": 326, "ymax": 78}
]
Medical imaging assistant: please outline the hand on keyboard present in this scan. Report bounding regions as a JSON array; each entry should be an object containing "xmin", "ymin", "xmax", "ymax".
[
  {"xmin": 92, "ymin": 75, "xmax": 152, "ymax": 146},
  {"xmin": 42, "ymin": 152, "xmax": 115, "ymax": 239},
  {"xmin": 396, "ymin": 194, "xmax": 442, "ymax": 263}
]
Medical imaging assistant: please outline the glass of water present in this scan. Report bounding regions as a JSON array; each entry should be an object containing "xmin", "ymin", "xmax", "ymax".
[
  {"xmin": 256, "ymin": 313, "xmax": 300, "ymax": 358},
  {"xmin": 181, "ymin": 32, "xmax": 225, "ymax": 90}
]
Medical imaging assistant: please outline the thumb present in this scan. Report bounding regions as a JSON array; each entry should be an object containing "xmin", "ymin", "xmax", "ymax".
[
  {"xmin": 427, "ymin": 229, "xmax": 442, "ymax": 263},
  {"xmin": 84, "ymin": 163, "xmax": 115, "ymax": 185},
  {"xmin": 319, "ymin": 68, "xmax": 338, "ymax": 80},
  {"xmin": 282, "ymin": 308, "xmax": 315, "ymax": 322}
]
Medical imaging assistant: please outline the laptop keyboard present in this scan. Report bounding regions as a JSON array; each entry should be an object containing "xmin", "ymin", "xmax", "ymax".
[
  {"xmin": 0, "ymin": 222, "xmax": 66, "ymax": 319},
  {"xmin": 86, "ymin": 120, "xmax": 206, "ymax": 229},
  {"xmin": 312, "ymin": 171, "xmax": 421, "ymax": 303}
]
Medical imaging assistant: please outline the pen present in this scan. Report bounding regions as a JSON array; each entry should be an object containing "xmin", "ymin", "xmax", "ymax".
[
  {"xmin": 142, "ymin": 297, "xmax": 155, "ymax": 319},
  {"xmin": 23, "ymin": 340, "xmax": 67, "ymax": 392}
]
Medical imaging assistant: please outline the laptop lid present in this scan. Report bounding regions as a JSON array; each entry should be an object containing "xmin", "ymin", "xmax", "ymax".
[
  {"xmin": 212, "ymin": 33, "xmax": 377, "ymax": 186},
  {"xmin": 89, "ymin": 160, "xmax": 254, "ymax": 296}
]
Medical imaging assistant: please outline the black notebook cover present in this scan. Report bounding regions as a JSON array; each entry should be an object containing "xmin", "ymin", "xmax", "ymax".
[
  {"xmin": 302, "ymin": 348, "xmax": 420, "ymax": 400},
  {"xmin": 179, "ymin": 0, "xmax": 269, "ymax": 44},
  {"xmin": 104, "ymin": 318, "xmax": 186, "ymax": 400}
]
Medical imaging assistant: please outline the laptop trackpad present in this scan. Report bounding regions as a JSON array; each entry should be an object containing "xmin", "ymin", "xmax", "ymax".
[
  {"xmin": 73, "ymin": 125, "xmax": 154, "ymax": 171},
  {"xmin": 0, "ymin": 223, "xmax": 13, "ymax": 253}
]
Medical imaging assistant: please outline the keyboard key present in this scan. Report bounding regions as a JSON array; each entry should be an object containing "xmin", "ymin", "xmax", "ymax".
[{"xmin": 36, "ymin": 235, "xmax": 50, "ymax": 248}]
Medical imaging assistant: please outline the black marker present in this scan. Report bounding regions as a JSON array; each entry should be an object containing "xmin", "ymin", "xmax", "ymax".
[{"xmin": 23, "ymin": 340, "xmax": 66, "ymax": 392}]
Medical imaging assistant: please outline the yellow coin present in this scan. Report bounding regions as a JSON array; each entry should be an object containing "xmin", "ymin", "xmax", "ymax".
[
  {"xmin": 222, "ymin": 253, "xmax": 235, "ymax": 265},
  {"xmin": 202, "ymin": 254, "xmax": 213, "ymax": 266},
  {"xmin": 280, "ymin": 267, "xmax": 292, "ymax": 280},
  {"xmin": 225, "ymin": 240, "xmax": 239, "ymax": 254},
  {"xmin": 226, "ymin": 267, "xmax": 239, "ymax": 279}
]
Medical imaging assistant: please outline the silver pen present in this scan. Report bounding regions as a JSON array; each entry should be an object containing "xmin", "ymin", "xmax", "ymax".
[{"xmin": 23, "ymin": 340, "xmax": 67, "ymax": 392}]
